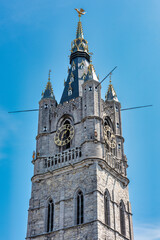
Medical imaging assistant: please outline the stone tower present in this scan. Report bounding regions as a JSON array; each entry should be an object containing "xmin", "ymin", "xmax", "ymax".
[{"xmin": 26, "ymin": 9, "xmax": 134, "ymax": 240}]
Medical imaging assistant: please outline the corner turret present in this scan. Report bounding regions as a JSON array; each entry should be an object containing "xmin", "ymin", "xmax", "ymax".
[
  {"xmin": 85, "ymin": 63, "xmax": 99, "ymax": 82},
  {"xmin": 38, "ymin": 70, "xmax": 57, "ymax": 136},
  {"xmin": 41, "ymin": 70, "xmax": 55, "ymax": 99},
  {"xmin": 104, "ymin": 73, "xmax": 125, "ymax": 163},
  {"xmin": 105, "ymin": 73, "xmax": 118, "ymax": 102}
]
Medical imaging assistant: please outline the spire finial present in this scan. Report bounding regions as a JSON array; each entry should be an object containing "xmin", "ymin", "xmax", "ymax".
[
  {"xmin": 48, "ymin": 69, "xmax": 51, "ymax": 82},
  {"xmin": 109, "ymin": 72, "xmax": 112, "ymax": 84},
  {"xmin": 75, "ymin": 8, "xmax": 86, "ymax": 21},
  {"xmin": 75, "ymin": 8, "xmax": 86, "ymax": 39}
]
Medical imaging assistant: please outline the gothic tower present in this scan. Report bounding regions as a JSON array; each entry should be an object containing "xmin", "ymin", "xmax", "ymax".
[{"xmin": 26, "ymin": 9, "xmax": 134, "ymax": 240}]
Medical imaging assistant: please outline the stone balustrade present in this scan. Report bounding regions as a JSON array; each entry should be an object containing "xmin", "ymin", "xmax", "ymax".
[
  {"xmin": 106, "ymin": 153, "xmax": 126, "ymax": 176},
  {"xmin": 42, "ymin": 147, "xmax": 126, "ymax": 176},
  {"xmin": 44, "ymin": 147, "xmax": 82, "ymax": 171}
]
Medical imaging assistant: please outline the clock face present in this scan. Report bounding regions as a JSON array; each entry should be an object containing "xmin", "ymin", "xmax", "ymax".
[
  {"xmin": 104, "ymin": 125, "xmax": 116, "ymax": 149},
  {"xmin": 54, "ymin": 124, "xmax": 74, "ymax": 146}
]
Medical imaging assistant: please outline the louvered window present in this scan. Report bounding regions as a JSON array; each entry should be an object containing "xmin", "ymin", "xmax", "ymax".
[
  {"xmin": 77, "ymin": 190, "xmax": 84, "ymax": 225},
  {"xmin": 47, "ymin": 199, "xmax": 54, "ymax": 232},
  {"xmin": 104, "ymin": 189, "xmax": 110, "ymax": 226},
  {"xmin": 120, "ymin": 201, "xmax": 126, "ymax": 236}
]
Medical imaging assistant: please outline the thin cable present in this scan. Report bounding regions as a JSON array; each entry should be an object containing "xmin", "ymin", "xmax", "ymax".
[
  {"xmin": 96, "ymin": 66, "xmax": 117, "ymax": 88},
  {"xmin": 8, "ymin": 105, "xmax": 152, "ymax": 114},
  {"xmin": 121, "ymin": 105, "xmax": 153, "ymax": 111},
  {"xmin": 8, "ymin": 109, "xmax": 39, "ymax": 113}
]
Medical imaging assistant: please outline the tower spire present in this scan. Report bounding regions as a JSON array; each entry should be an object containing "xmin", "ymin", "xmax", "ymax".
[
  {"xmin": 42, "ymin": 70, "xmax": 54, "ymax": 99},
  {"xmin": 75, "ymin": 8, "xmax": 86, "ymax": 39},
  {"xmin": 76, "ymin": 19, "xmax": 84, "ymax": 39},
  {"xmin": 71, "ymin": 9, "xmax": 89, "ymax": 54},
  {"xmin": 105, "ymin": 73, "xmax": 118, "ymax": 101},
  {"xmin": 60, "ymin": 9, "xmax": 91, "ymax": 104}
]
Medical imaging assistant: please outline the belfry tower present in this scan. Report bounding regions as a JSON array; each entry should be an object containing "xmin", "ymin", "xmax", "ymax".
[{"xmin": 26, "ymin": 9, "xmax": 134, "ymax": 240}]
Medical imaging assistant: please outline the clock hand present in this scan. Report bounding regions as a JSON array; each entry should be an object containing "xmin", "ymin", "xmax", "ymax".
[{"xmin": 61, "ymin": 129, "xmax": 68, "ymax": 140}]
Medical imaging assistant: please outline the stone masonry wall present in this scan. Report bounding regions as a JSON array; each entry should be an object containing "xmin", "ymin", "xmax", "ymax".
[
  {"xmin": 27, "ymin": 160, "xmax": 98, "ymax": 240},
  {"xmin": 96, "ymin": 161, "xmax": 133, "ymax": 240}
]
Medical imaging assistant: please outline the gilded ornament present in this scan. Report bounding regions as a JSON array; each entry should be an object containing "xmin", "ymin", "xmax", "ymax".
[
  {"xmin": 32, "ymin": 151, "xmax": 35, "ymax": 160},
  {"xmin": 75, "ymin": 8, "xmax": 86, "ymax": 18},
  {"xmin": 104, "ymin": 125, "xmax": 116, "ymax": 149},
  {"xmin": 54, "ymin": 124, "xmax": 74, "ymax": 146}
]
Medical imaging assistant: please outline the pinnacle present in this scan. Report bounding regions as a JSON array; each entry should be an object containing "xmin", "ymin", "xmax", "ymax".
[
  {"xmin": 76, "ymin": 21, "xmax": 84, "ymax": 39},
  {"xmin": 42, "ymin": 70, "xmax": 55, "ymax": 99},
  {"xmin": 85, "ymin": 63, "xmax": 98, "ymax": 82},
  {"xmin": 105, "ymin": 78, "xmax": 118, "ymax": 102}
]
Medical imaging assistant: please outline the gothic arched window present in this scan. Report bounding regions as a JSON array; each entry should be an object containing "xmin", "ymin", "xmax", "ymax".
[
  {"xmin": 47, "ymin": 199, "xmax": 54, "ymax": 232},
  {"xmin": 120, "ymin": 200, "xmax": 126, "ymax": 236},
  {"xmin": 104, "ymin": 116, "xmax": 115, "ymax": 154},
  {"xmin": 76, "ymin": 190, "xmax": 84, "ymax": 225},
  {"xmin": 104, "ymin": 189, "xmax": 111, "ymax": 226},
  {"xmin": 68, "ymin": 89, "xmax": 72, "ymax": 96},
  {"xmin": 104, "ymin": 116, "xmax": 114, "ymax": 131}
]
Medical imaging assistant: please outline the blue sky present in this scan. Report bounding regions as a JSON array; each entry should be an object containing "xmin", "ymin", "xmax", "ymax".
[{"xmin": 0, "ymin": 0, "xmax": 160, "ymax": 239}]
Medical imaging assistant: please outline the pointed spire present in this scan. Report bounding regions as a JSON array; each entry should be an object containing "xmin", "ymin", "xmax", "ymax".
[
  {"xmin": 76, "ymin": 20, "xmax": 84, "ymax": 39},
  {"xmin": 85, "ymin": 63, "xmax": 98, "ymax": 82},
  {"xmin": 105, "ymin": 73, "xmax": 118, "ymax": 101},
  {"xmin": 71, "ymin": 9, "xmax": 89, "ymax": 54},
  {"xmin": 60, "ymin": 9, "xmax": 91, "ymax": 104},
  {"xmin": 42, "ymin": 70, "xmax": 55, "ymax": 99},
  {"xmin": 75, "ymin": 8, "xmax": 86, "ymax": 39}
]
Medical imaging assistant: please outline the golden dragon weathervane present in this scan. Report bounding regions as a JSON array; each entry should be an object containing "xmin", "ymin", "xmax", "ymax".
[{"xmin": 75, "ymin": 8, "xmax": 86, "ymax": 20}]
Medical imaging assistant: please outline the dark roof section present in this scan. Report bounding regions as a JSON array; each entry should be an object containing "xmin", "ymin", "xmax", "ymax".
[
  {"xmin": 60, "ymin": 14, "xmax": 91, "ymax": 104},
  {"xmin": 60, "ymin": 57, "xmax": 88, "ymax": 104}
]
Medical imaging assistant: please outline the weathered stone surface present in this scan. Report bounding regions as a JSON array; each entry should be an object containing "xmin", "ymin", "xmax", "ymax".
[{"xmin": 26, "ymin": 59, "xmax": 133, "ymax": 240}]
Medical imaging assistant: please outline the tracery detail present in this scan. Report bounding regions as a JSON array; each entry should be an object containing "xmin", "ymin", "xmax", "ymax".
[{"xmin": 76, "ymin": 190, "xmax": 84, "ymax": 225}]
